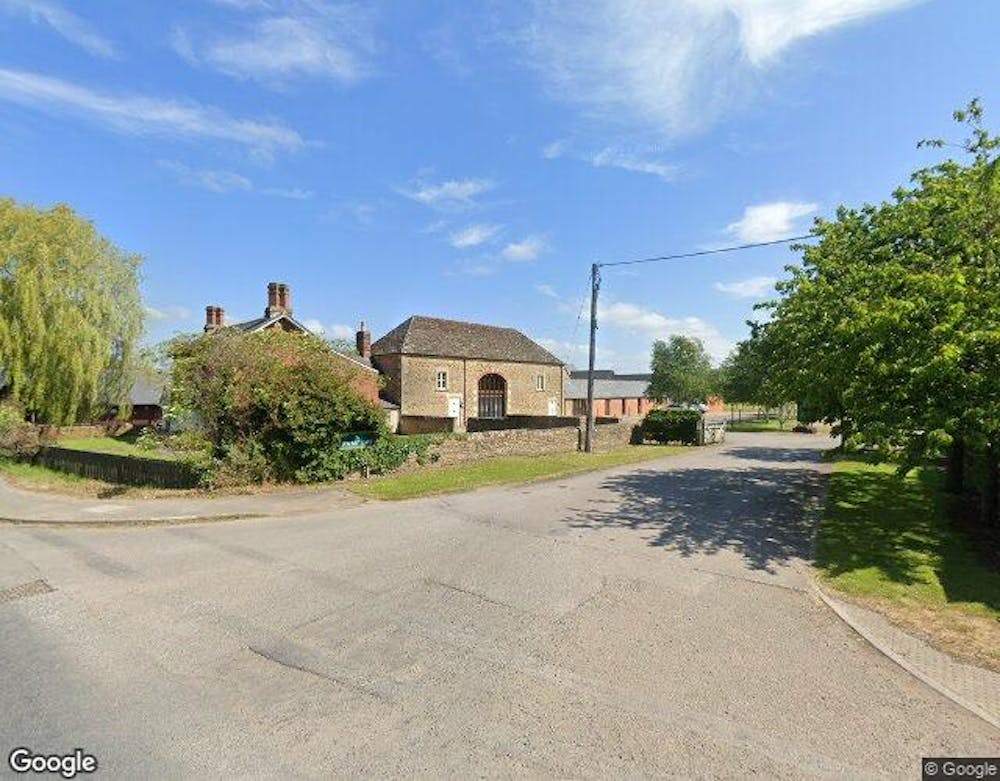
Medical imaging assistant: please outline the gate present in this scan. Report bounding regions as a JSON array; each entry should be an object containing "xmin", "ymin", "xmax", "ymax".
[{"xmin": 477, "ymin": 374, "xmax": 506, "ymax": 419}]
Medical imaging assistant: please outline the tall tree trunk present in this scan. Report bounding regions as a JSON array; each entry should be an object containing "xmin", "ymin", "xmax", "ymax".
[{"xmin": 945, "ymin": 436, "xmax": 965, "ymax": 494}]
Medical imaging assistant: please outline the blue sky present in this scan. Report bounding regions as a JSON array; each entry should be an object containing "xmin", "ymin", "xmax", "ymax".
[{"xmin": 0, "ymin": 0, "xmax": 995, "ymax": 371}]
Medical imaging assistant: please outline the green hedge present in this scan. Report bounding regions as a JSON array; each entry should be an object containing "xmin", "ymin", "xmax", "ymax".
[{"xmin": 640, "ymin": 409, "xmax": 701, "ymax": 445}]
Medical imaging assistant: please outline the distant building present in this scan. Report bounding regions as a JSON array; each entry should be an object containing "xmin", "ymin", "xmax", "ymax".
[{"xmin": 563, "ymin": 370, "xmax": 661, "ymax": 418}]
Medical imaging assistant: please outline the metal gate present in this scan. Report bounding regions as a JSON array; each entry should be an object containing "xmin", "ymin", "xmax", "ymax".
[{"xmin": 477, "ymin": 374, "xmax": 506, "ymax": 419}]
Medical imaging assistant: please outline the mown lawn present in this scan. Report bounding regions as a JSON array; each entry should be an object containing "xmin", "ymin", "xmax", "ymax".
[
  {"xmin": 347, "ymin": 445, "xmax": 688, "ymax": 501},
  {"xmin": 815, "ymin": 458, "xmax": 1000, "ymax": 670},
  {"xmin": 57, "ymin": 435, "xmax": 178, "ymax": 461}
]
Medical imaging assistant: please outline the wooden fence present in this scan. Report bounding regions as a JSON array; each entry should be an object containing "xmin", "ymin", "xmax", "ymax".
[{"xmin": 34, "ymin": 447, "xmax": 200, "ymax": 489}]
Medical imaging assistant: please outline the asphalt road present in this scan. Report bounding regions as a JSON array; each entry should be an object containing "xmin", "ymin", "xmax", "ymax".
[{"xmin": 1, "ymin": 432, "xmax": 996, "ymax": 778}]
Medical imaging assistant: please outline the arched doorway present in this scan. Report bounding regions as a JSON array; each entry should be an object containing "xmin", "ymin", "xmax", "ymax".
[{"xmin": 478, "ymin": 374, "xmax": 506, "ymax": 419}]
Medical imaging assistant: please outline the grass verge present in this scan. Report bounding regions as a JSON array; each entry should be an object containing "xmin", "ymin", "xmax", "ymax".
[
  {"xmin": 0, "ymin": 460, "xmax": 114, "ymax": 496},
  {"xmin": 815, "ymin": 458, "xmax": 1000, "ymax": 671},
  {"xmin": 346, "ymin": 445, "xmax": 688, "ymax": 501}
]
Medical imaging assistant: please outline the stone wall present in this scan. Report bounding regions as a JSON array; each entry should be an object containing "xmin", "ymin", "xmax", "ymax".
[
  {"xmin": 398, "ymin": 415, "xmax": 456, "ymax": 435},
  {"xmin": 590, "ymin": 419, "xmax": 641, "ymax": 452},
  {"xmin": 409, "ymin": 426, "xmax": 579, "ymax": 469}
]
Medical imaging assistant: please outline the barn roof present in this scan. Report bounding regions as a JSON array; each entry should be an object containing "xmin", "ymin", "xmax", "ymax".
[{"xmin": 371, "ymin": 316, "xmax": 562, "ymax": 365}]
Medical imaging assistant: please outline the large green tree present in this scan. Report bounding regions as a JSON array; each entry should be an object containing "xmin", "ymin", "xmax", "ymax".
[
  {"xmin": 647, "ymin": 335, "xmax": 713, "ymax": 405},
  {"xmin": 0, "ymin": 199, "xmax": 144, "ymax": 424},
  {"xmin": 761, "ymin": 101, "xmax": 1000, "ymax": 524}
]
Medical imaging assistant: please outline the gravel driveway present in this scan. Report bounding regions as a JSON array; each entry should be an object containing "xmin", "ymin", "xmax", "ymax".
[{"xmin": 1, "ymin": 432, "xmax": 996, "ymax": 777}]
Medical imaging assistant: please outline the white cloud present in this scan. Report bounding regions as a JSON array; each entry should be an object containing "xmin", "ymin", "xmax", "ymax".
[
  {"xmin": 448, "ymin": 223, "xmax": 502, "ymax": 249},
  {"xmin": 301, "ymin": 320, "xmax": 354, "ymax": 339},
  {"xmin": 714, "ymin": 275, "xmax": 778, "ymax": 298},
  {"xmin": 158, "ymin": 160, "xmax": 252, "ymax": 193},
  {"xmin": 0, "ymin": 68, "xmax": 304, "ymax": 158},
  {"xmin": 398, "ymin": 177, "xmax": 495, "ymax": 210},
  {"xmin": 523, "ymin": 0, "xmax": 917, "ymax": 139},
  {"xmin": 534, "ymin": 283, "xmax": 559, "ymax": 299},
  {"xmin": 724, "ymin": 201, "xmax": 817, "ymax": 242},
  {"xmin": 501, "ymin": 235, "xmax": 546, "ymax": 262},
  {"xmin": 598, "ymin": 300, "xmax": 733, "ymax": 362},
  {"xmin": 1, "ymin": 0, "xmax": 117, "ymax": 58},
  {"xmin": 542, "ymin": 138, "xmax": 568, "ymax": 159},
  {"xmin": 158, "ymin": 160, "xmax": 310, "ymax": 198},
  {"xmin": 535, "ymin": 337, "xmax": 618, "ymax": 369},
  {"xmin": 590, "ymin": 147, "xmax": 678, "ymax": 181},
  {"xmin": 146, "ymin": 305, "xmax": 192, "ymax": 322},
  {"xmin": 259, "ymin": 186, "xmax": 313, "ymax": 200},
  {"xmin": 174, "ymin": 1, "xmax": 374, "ymax": 87},
  {"xmin": 446, "ymin": 261, "xmax": 497, "ymax": 277}
]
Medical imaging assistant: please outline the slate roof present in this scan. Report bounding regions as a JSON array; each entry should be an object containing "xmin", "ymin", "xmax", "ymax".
[
  {"xmin": 568, "ymin": 370, "xmax": 652, "ymax": 382},
  {"xmin": 371, "ymin": 316, "xmax": 563, "ymax": 365},
  {"xmin": 130, "ymin": 375, "xmax": 166, "ymax": 406},
  {"xmin": 227, "ymin": 313, "xmax": 312, "ymax": 334},
  {"xmin": 564, "ymin": 370, "xmax": 651, "ymax": 400}
]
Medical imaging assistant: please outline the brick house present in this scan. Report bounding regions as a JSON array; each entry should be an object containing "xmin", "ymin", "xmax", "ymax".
[
  {"xmin": 203, "ymin": 281, "xmax": 381, "ymax": 408},
  {"xmin": 563, "ymin": 370, "xmax": 661, "ymax": 418},
  {"xmin": 369, "ymin": 316, "xmax": 565, "ymax": 433}
]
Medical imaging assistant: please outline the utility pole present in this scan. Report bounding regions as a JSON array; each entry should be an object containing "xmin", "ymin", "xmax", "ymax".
[{"xmin": 584, "ymin": 262, "xmax": 600, "ymax": 453}]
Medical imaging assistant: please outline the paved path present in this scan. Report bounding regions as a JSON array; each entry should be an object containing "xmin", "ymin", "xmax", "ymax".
[
  {"xmin": 0, "ymin": 433, "xmax": 996, "ymax": 777},
  {"xmin": 0, "ymin": 478, "xmax": 362, "ymax": 524}
]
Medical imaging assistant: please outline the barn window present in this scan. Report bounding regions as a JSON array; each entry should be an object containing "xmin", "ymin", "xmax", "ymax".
[
  {"xmin": 535, "ymin": 374, "xmax": 545, "ymax": 391},
  {"xmin": 435, "ymin": 371, "xmax": 448, "ymax": 391}
]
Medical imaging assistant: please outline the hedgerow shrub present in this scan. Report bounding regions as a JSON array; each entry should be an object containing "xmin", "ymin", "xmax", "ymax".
[
  {"xmin": 169, "ymin": 329, "xmax": 387, "ymax": 484},
  {"xmin": 639, "ymin": 409, "xmax": 701, "ymax": 445}
]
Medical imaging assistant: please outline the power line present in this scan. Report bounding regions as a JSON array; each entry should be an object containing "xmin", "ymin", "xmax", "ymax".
[
  {"xmin": 582, "ymin": 231, "xmax": 815, "ymax": 451},
  {"xmin": 598, "ymin": 234, "xmax": 814, "ymax": 268}
]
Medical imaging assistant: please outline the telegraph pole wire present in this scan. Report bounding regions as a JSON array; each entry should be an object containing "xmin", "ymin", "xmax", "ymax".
[{"xmin": 582, "ymin": 233, "xmax": 814, "ymax": 451}]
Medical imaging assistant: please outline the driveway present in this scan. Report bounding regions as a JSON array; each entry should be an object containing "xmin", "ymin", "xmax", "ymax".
[{"xmin": 1, "ymin": 432, "xmax": 995, "ymax": 777}]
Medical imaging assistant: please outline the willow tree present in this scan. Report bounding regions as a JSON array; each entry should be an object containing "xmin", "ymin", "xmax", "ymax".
[{"xmin": 0, "ymin": 199, "xmax": 144, "ymax": 424}]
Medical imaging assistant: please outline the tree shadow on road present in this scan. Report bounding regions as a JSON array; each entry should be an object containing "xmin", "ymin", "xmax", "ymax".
[
  {"xmin": 564, "ymin": 466, "xmax": 827, "ymax": 574},
  {"xmin": 724, "ymin": 446, "xmax": 822, "ymax": 464}
]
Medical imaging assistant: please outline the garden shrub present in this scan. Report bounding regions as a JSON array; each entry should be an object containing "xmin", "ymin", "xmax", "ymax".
[
  {"xmin": 168, "ymin": 330, "xmax": 391, "ymax": 485},
  {"xmin": 0, "ymin": 402, "xmax": 46, "ymax": 458},
  {"xmin": 640, "ymin": 409, "xmax": 702, "ymax": 445}
]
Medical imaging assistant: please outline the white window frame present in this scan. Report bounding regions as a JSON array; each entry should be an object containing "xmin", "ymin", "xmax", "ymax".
[
  {"xmin": 535, "ymin": 374, "xmax": 546, "ymax": 391},
  {"xmin": 435, "ymin": 370, "xmax": 448, "ymax": 391}
]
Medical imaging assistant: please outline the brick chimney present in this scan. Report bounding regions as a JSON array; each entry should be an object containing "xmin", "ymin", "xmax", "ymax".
[
  {"xmin": 265, "ymin": 282, "xmax": 281, "ymax": 319},
  {"xmin": 265, "ymin": 281, "xmax": 292, "ymax": 319},
  {"xmin": 356, "ymin": 320, "xmax": 371, "ymax": 359},
  {"xmin": 204, "ymin": 305, "xmax": 224, "ymax": 332}
]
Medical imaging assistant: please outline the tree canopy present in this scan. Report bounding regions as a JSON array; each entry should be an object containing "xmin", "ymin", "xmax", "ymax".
[
  {"xmin": 647, "ymin": 335, "xmax": 713, "ymax": 404},
  {"xmin": 754, "ymin": 100, "xmax": 1000, "ymax": 523},
  {"xmin": 0, "ymin": 199, "xmax": 144, "ymax": 424},
  {"xmin": 168, "ymin": 329, "xmax": 386, "ymax": 483}
]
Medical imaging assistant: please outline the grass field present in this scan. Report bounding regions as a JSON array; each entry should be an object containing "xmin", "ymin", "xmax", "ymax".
[
  {"xmin": 815, "ymin": 458, "xmax": 1000, "ymax": 670},
  {"xmin": 347, "ymin": 445, "xmax": 688, "ymax": 501},
  {"xmin": 57, "ymin": 435, "xmax": 178, "ymax": 460},
  {"xmin": 726, "ymin": 419, "xmax": 793, "ymax": 433}
]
